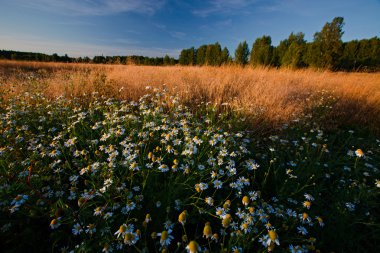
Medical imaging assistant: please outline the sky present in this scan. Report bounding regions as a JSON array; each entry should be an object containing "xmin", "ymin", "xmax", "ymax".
[{"xmin": 0, "ymin": 0, "xmax": 379, "ymax": 58}]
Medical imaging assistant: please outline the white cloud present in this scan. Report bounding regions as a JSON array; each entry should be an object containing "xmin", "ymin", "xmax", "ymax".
[
  {"xmin": 13, "ymin": 0, "xmax": 166, "ymax": 16},
  {"xmin": 0, "ymin": 35, "xmax": 180, "ymax": 58}
]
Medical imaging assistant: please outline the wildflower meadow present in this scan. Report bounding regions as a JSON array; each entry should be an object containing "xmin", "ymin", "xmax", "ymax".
[{"xmin": 1, "ymin": 70, "xmax": 380, "ymax": 252}]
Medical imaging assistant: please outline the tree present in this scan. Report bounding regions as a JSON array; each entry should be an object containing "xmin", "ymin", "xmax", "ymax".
[
  {"xmin": 250, "ymin": 35, "xmax": 273, "ymax": 66},
  {"xmin": 221, "ymin": 47, "xmax": 230, "ymax": 64},
  {"xmin": 277, "ymin": 32, "xmax": 306, "ymax": 68},
  {"xmin": 234, "ymin": 41, "xmax": 250, "ymax": 66},
  {"xmin": 196, "ymin": 45, "xmax": 207, "ymax": 65},
  {"xmin": 163, "ymin": 54, "xmax": 171, "ymax": 65},
  {"xmin": 339, "ymin": 40, "xmax": 359, "ymax": 70},
  {"xmin": 205, "ymin": 42, "xmax": 222, "ymax": 66},
  {"xmin": 179, "ymin": 47, "xmax": 196, "ymax": 65},
  {"xmin": 308, "ymin": 17, "xmax": 345, "ymax": 70}
]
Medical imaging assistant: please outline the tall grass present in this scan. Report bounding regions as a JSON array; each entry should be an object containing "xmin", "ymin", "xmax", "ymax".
[{"xmin": 1, "ymin": 60, "xmax": 379, "ymax": 134}]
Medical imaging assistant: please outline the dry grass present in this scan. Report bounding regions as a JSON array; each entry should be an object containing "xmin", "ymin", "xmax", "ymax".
[{"xmin": 1, "ymin": 60, "xmax": 380, "ymax": 134}]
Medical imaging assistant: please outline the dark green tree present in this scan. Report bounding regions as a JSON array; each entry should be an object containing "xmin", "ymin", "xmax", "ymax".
[
  {"xmin": 234, "ymin": 41, "xmax": 250, "ymax": 66},
  {"xmin": 196, "ymin": 45, "xmax": 207, "ymax": 65},
  {"xmin": 163, "ymin": 54, "xmax": 171, "ymax": 65},
  {"xmin": 179, "ymin": 47, "xmax": 196, "ymax": 65},
  {"xmin": 221, "ymin": 47, "xmax": 230, "ymax": 64},
  {"xmin": 278, "ymin": 32, "xmax": 306, "ymax": 68},
  {"xmin": 205, "ymin": 42, "xmax": 222, "ymax": 66},
  {"xmin": 250, "ymin": 35, "xmax": 273, "ymax": 66},
  {"xmin": 307, "ymin": 17, "xmax": 345, "ymax": 69}
]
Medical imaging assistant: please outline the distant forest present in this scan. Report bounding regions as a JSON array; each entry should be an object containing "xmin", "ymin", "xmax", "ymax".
[
  {"xmin": 1, "ymin": 17, "xmax": 379, "ymax": 71},
  {"xmin": 0, "ymin": 51, "xmax": 178, "ymax": 66}
]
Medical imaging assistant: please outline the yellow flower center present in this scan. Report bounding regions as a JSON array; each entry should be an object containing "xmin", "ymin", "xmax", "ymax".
[
  {"xmin": 356, "ymin": 149, "xmax": 364, "ymax": 157},
  {"xmin": 124, "ymin": 233, "xmax": 134, "ymax": 242},
  {"xmin": 188, "ymin": 241, "xmax": 199, "ymax": 252},
  {"xmin": 268, "ymin": 230, "xmax": 277, "ymax": 241},
  {"xmin": 203, "ymin": 223, "xmax": 212, "ymax": 237},
  {"xmin": 119, "ymin": 225, "xmax": 126, "ymax": 233},
  {"xmin": 222, "ymin": 214, "xmax": 232, "ymax": 227},
  {"xmin": 161, "ymin": 231, "xmax": 168, "ymax": 240},
  {"xmin": 242, "ymin": 196, "xmax": 250, "ymax": 206},
  {"xmin": 178, "ymin": 211, "xmax": 187, "ymax": 224}
]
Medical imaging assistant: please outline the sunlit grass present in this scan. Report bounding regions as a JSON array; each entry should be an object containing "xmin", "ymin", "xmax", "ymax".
[{"xmin": 0, "ymin": 85, "xmax": 379, "ymax": 252}]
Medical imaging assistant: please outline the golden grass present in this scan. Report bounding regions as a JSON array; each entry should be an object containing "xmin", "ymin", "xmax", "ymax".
[{"xmin": 1, "ymin": 60, "xmax": 380, "ymax": 133}]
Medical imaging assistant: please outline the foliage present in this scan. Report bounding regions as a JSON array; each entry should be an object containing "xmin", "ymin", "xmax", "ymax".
[
  {"xmin": 182, "ymin": 43, "xmax": 230, "ymax": 66},
  {"xmin": 250, "ymin": 36, "xmax": 274, "ymax": 67},
  {"xmin": 234, "ymin": 41, "xmax": 250, "ymax": 66},
  {"xmin": 276, "ymin": 33, "xmax": 306, "ymax": 69},
  {"xmin": 179, "ymin": 47, "xmax": 196, "ymax": 66},
  {"xmin": 305, "ymin": 17, "xmax": 345, "ymax": 70}
]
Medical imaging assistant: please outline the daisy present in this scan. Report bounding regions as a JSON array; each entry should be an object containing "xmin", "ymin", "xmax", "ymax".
[
  {"xmin": 355, "ymin": 149, "xmax": 364, "ymax": 157},
  {"xmin": 205, "ymin": 197, "xmax": 214, "ymax": 206},
  {"xmin": 158, "ymin": 164, "xmax": 169, "ymax": 172},
  {"xmin": 304, "ymin": 193, "xmax": 314, "ymax": 201},
  {"xmin": 158, "ymin": 230, "xmax": 174, "ymax": 247},
  {"xmin": 316, "ymin": 216, "xmax": 325, "ymax": 227},
  {"xmin": 213, "ymin": 180, "xmax": 222, "ymax": 189},
  {"xmin": 72, "ymin": 223, "xmax": 83, "ymax": 235},
  {"xmin": 297, "ymin": 226, "xmax": 308, "ymax": 235},
  {"xmin": 114, "ymin": 224, "xmax": 127, "ymax": 238},
  {"xmin": 50, "ymin": 217, "xmax": 61, "ymax": 229},
  {"xmin": 303, "ymin": 201, "xmax": 311, "ymax": 209},
  {"xmin": 86, "ymin": 223, "xmax": 96, "ymax": 234},
  {"xmin": 123, "ymin": 232, "xmax": 139, "ymax": 246},
  {"xmin": 267, "ymin": 230, "xmax": 280, "ymax": 246}
]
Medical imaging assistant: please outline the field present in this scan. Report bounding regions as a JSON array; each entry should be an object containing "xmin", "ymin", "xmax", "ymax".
[{"xmin": 0, "ymin": 60, "xmax": 379, "ymax": 252}]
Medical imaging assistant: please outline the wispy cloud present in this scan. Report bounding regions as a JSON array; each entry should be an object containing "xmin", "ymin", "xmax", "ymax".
[
  {"xmin": 169, "ymin": 31, "xmax": 186, "ymax": 40},
  {"xmin": 154, "ymin": 23, "xmax": 187, "ymax": 40},
  {"xmin": 13, "ymin": 0, "xmax": 166, "ymax": 16},
  {"xmin": 192, "ymin": 0, "xmax": 259, "ymax": 17},
  {"xmin": 0, "ymin": 34, "xmax": 180, "ymax": 57}
]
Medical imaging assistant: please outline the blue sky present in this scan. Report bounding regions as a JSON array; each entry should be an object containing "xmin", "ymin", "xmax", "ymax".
[{"xmin": 1, "ymin": 0, "xmax": 379, "ymax": 58}]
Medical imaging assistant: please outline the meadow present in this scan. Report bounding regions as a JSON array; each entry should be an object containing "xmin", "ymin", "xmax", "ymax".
[{"xmin": 0, "ymin": 60, "xmax": 379, "ymax": 252}]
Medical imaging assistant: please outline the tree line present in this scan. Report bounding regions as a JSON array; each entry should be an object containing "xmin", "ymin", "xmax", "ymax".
[
  {"xmin": 179, "ymin": 17, "xmax": 379, "ymax": 71},
  {"xmin": 0, "ymin": 50, "xmax": 178, "ymax": 66},
  {"xmin": 1, "ymin": 17, "xmax": 379, "ymax": 71}
]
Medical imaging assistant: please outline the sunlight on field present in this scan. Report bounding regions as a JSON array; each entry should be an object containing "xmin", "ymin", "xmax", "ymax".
[
  {"xmin": 1, "ymin": 60, "xmax": 379, "ymax": 133},
  {"xmin": 0, "ymin": 61, "xmax": 379, "ymax": 252}
]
